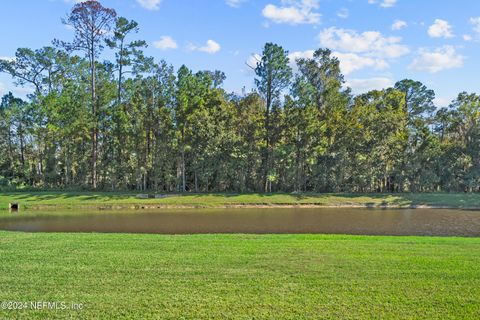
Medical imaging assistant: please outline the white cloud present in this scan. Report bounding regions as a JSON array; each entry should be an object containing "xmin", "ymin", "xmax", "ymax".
[
  {"xmin": 287, "ymin": 50, "xmax": 313, "ymax": 72},
  {"xmin": 188, "ymin": 40, "xmax": 221, "ymax": 54},
  {"xmin": 337, "ymin": 8, "xmax": 349, "ymax": 19},
  {"xmin": 434, "ymin": 97, "xmax": 451, "ymax": 108},
  {"xmin": 470, "ymin": 17, "xmax": 480, "ymax": 33},
  {"xmin": 153, "ymin": 36, "xmax": 178, "ymax": 51},
  {"xmin": 200, "ymin": 40, "xmax": 221, "ymax": 54},
  {"xmin": 345, "ymin": 77, "xmax": 394, "ymax": 93},
  {"xmin": 333, "ymin": 52, "xmax": 388, "ymax": 75},
  {"xmin": 463, "ymin": 17, "xmax": 480, "ymax": 42},
  {"xmin": 0, "ymin": 56, "xmax": 15, "ymax": 62},
  {"xmin": 288, "ymin": 50, "xmax": 314, "ymax": 61},
  {"xmin": 226, "ymin": 0, "xmax": 247, "ymax": 7},
  {"xmin": 246, "ymin": 53, "xmax": 262, "ymax": 70},
  {"xmin": 318, "ymin": 27, "xmax": 409, "ymax": 58},
  {"xmin": 391, "ymin": 20, "xmax": 407, "ymax": 31},
  {"xmin": 136, "ymin": 0, "xmax": 161, "ymax": 10},
  {"xmin": 315, "ymin": 27, "xmax": 408, "ymax": 78},
  {"xmin": 262, "ymin": 0, "xmax": 321, "ymax": 25},
  {"xmin": 428, "ymin": 19, "xmax": 454, "ymax": 38},
  {"xmin": 243, "ymin": 53, "xmax": 263, "ymax": 76},
  {"xmin": 409, "ymin": 46, "xmax": 464, "ymax": 73},
  {"xmin": 380, "ymin": 0, "xmax": 397, "ymax": 8},
  {"xmin": 368, "ymin": 0, "xmax": 397, "ymax": 8},
  {"xmin": 287, "ymin": 50, "xmax": 388, "ymax": 76},
  {"xmin": 64, "ymin": 24, "xmax": 75, "ymax": 31}
]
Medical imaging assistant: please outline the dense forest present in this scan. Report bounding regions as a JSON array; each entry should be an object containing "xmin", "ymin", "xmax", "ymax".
[{"xmin": 0, "ymin": 1, "xmax": 479, "ymax": 193}]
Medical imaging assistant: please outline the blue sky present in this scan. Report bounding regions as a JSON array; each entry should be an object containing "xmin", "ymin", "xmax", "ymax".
[{"xmin": 1, "ymin": 0, "xmax": 479, "ymax": 106}]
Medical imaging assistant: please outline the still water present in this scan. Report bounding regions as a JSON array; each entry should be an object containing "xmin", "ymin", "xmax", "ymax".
[{"xmin": 1, "ymin": 208, "xmax": 479, "ymax": 236}]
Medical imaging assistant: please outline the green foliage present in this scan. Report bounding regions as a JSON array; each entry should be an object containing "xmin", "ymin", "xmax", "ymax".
[
  {"xmin": 254, "ymin": 43, "xmax": 292, "ymax": 105},
  {"xmin": 0, "ymin": 2, "xmax": 479, "ymax": 193}
]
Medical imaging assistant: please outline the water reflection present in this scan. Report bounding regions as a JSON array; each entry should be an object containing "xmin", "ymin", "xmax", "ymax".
[{"xmin": 0, "ymin": 208, "xmax": 479, "ymax": 237}]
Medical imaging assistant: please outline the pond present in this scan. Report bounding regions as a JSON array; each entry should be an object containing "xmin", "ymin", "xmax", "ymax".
[{"xmin": 1, "ymin": 208, "xmax": 480, "ymax": 236}]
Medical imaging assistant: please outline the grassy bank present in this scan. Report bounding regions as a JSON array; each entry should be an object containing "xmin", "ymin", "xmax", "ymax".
[
  {"xmin": 1, "ymin": 192, "xmax": 480, "ymax": 211},
  {"xmin": 0, "ymin": 232, "xmax": 478, "ymax": 319}
]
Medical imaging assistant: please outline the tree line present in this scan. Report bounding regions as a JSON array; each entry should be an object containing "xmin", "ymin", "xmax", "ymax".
[{"xmin": 1, "ymin": 1, "xmax": 479, "ymax": 193}]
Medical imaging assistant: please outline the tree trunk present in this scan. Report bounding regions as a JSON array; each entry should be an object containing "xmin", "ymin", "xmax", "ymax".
[
  {"xmin": 7, "ymin": 122, "xmax": 13, "ymax": 168},
  {"xmin": 114, "ymin": 42, "xmax": 124, "ymax": 190},
  {"xmin": 182, "ymin": 150, "xmax": 186, "ymax": 192},
  {"xmin": 91, "ymin": 54, "xmax": 98, "ymax": 190},
  {"xmin": 263, "ymin": 86, "xmax": 271, "ymax": 192},
  {"xmin": 146, "ymin": 126, "xmax": 151, "ymax": 190},
  {"xmin": 65, "ymin": 145, "xmax": 70, "ymax": 187},
  {"xmin": 19, "ymin": 123, "xmax": 25, "ymax": 169},
  {"xmin": 117, "ymin": 41, "xmax": 123, "ymax": 107},
  {"xmin": 181, "ymin": 129, "xmax": 186, "ymax": 192},
  {"xmin": 194, "ymin": 171, "xmax": 198, "ymax": 193}
]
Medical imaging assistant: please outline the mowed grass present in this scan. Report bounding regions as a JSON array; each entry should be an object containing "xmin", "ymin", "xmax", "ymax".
[
  {"xmin": 0, "ymin": 232, "xmax": 479, "ymax": 319},
  {"xmin": 1, "ymin": 191, "xmax": 480, "ymax": 210}
]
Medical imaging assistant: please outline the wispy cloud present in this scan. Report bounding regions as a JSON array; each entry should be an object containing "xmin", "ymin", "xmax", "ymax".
[
  {"xmin": 337, "ymin": 8, "xmax": 349, "ymax": 19},
  {"xmin": 136, "ymin": 0, "xmax": 162, "ymax": 11},
  {"xmin": 368, "ymin": 0, "xmax": 398, "ymax": 8},
  {"xmin": 226, "ymin": 0, "xmax": 247, "ymax": 8},
  {"xmin": 391, "ymin": 20, "xmax": 407, "ymax": 31}
]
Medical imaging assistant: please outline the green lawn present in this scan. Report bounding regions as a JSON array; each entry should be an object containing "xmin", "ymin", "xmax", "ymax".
[
  {"xmin": 1, "ymin": 191, "xmax": 480, "ymax": 211},
  {"xmin": 0, "ymin": 232, "xmax": 479, "ymax": 319}
]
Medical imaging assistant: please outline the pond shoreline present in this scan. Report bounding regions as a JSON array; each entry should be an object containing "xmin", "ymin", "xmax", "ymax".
[{"xmin": 6, "ymin": 203, "xmax": 480, "ymax": 211}]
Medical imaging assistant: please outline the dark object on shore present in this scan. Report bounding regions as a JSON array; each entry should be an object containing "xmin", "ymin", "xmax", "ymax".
[
  {"xmin": 9, "ymin": 203, "xmax": 19, "ymax": 212},
  {"xmin": 136, "ymin": 194, "xmax": 175, "ymax": 199}
]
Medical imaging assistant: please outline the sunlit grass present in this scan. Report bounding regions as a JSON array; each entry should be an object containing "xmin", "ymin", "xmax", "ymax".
[
  {"xmin": 1, "ymin": 192, "xmax": 480, "ymax": 211},
  {"xmin": 0, "ymin": 232, "xmax": 479, "ymax": 319}
]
